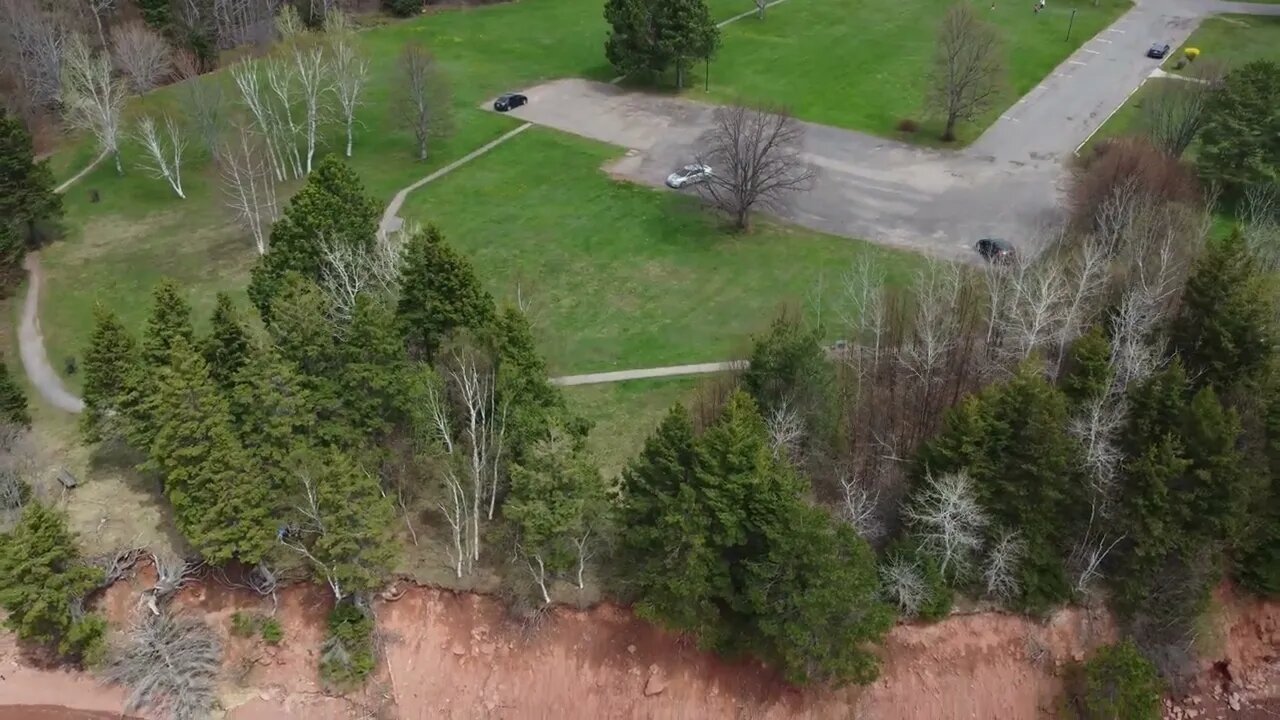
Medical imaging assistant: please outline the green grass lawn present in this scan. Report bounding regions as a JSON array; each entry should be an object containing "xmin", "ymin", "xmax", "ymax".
[
  {"xmin": 565, "ymin": 377, "xmax": 704, "ymax": 476},
  {"xmin": 1163, "ymin": 14, "xmax": 1280, "ymax": 72},
  {"xmin": 399, "ymin": 127, "xmax": 921, "ymax": 374},
  {"xmin": 695, "ymin": 0, "xmax": 1131, "ymax": 143}
]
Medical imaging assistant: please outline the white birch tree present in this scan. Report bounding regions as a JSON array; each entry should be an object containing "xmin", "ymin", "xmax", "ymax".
[
  {"xmin": 134, "ymin": 113, "xmax": 188, "ymax": 198},
  {"xmin": 904, "ymin": 470, "xmax": 988, "ymax": 578},
  {"xmin": 326, "ymin": 11, "xmax": 367, "ymax": 158},
  {"xmin": 60, "ymin": 33, "xmax": 128, "ymax": 174},
  {"xmin": 217, "ymin": 125, "xmax": 280, "ymax": 255}
]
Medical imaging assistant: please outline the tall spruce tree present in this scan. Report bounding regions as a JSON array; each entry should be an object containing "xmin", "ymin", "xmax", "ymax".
[
  {"xmin": 148, "ymin": 339, "xmax": 272, "ymax": 564},
  {"xmin": 141, "ymin": 278, "xmax": 195, "ymax": 368},
  {"xmin": 1060, "ymin": 325, "xmax": 1113, "ymax": 406},
  {"xmin": 80, "ymin": 305, "xmax": 140, "ymax": 443},
  {"xmin": 248, "ymin": 156, "xmax": 378, "ymax": 319},
  {"xmin": 494, "ymin": 306, "xmax": 585, "ymax": 462},
  {"xmin": 0, "ymin": 357, "xmax": 30, "ymax": 427},
  {"xmin": 395, "ymin": 225, "xmax": 494, "ymax": 359},
  {"xmin": 230, "ymin": 346, "xmax": 314, "ymax": 499},
  {"xmin": 0, "ymin": 503, "xmax": 104, "ymax": 658},
  {"xmin": 604, "ymin": 0, "xmax": 719, "ymax": 87},
  {"xmin": 0, "ymin": 109, "xmax": 61, "ymax": 246},
  {"xmin": 202, "ymin": 293, "xmax": 252, "ymax": 390},
  {"xmin": 334, "ymin": 295, "xmax": 406, "ymax": 446}
]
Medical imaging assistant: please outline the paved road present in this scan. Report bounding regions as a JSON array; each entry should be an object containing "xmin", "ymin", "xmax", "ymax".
[{"xmin": 495, "ymin": 0, "xmax": 1274, "ymax": 260}]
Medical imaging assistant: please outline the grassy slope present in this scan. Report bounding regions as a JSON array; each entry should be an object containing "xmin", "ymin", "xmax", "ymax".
[
  {"xmin": 564, "ymin": 377, "xmax": 703, "ymax": 477},
  {"xmin": 697, "ymin": 0, "xmax": 1131, "ymax": 142},
  {"xmin": 399, "ymin": 127, "xmax": 920, "ymax": 374}
]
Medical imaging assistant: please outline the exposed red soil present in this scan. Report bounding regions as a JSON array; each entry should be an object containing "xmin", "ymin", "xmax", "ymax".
[{"xmin": 2, "ymin": 569, "xmax": 1276, "ymax": 720}]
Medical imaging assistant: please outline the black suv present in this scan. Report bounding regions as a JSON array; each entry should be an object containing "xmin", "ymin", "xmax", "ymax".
[
  {"xmin": 1147, "ymin": 43, "xmax": 1170, "ymax": 59},
  {"xmin": 976, "ymin": 238, "xmax": 1015, "ymax": 263},
  {"xmin": 493, "ymin": 92, "xmax": 528, "ymax": 112}
]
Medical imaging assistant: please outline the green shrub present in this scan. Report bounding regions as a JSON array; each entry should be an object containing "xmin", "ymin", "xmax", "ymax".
[
  {"xmin": 61, "ymin": 615, "xmax": 107, "ymax": 667},
  {"xmin": 1069, "ymin": 640, "xmax": 1162, "ymax": 720},
  {"xmin": 320, "ymin": 602, "xmax": 376, "ymax": 688},
  {"xmin": 230, "ymin": 611, "xmax": 257, "ymax": 637},
  {"xmin": 383, "ymin": 0, "xmax": 421, "ymax": 16},
  {"xmin": 260, "ymin": 617, "xmax": 283, "ymax": 645}
]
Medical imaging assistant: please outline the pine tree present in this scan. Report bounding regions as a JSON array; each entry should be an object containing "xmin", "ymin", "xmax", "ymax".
[
  {"xmin": 395, "ymin": 225, "xmax": 494, "ymax": 359},
  {"xmin": 248, "ymin": 156, "xmax": 378, "ymax": 319},
  {"xmin": 333, "ymin": 295, "xmax": 406, "ymax": 446},
  {"xmin": 494, "ymin": 306, "xmax": 585, "ymax": 462},
  {"xmin": 296, "ymin": 447, "xmax": 397, "ymax": 598},
  {"xmin": 141, "ymin": 278, "xmax": 195, "ymax": 368},
  {"xmin": 0, "ymin": 503, "xmax": 104, "ymax": 658},
  {"xmin": 1077, "ymin": 640, "xmax": 1162, "ymax": 720},
  {"xmin": 605, "ymin": 0, "xmax": 719, "ymax": 87},
  {"xmin": 0, "ymin": 357, "xmax": 30, "ymax": 427},
  {"xmin": 202, "ymin": 293, "xmax": 251, "ymax": 390},
  {"xmin": 1173, "ymin": 230, "xmax": 1273, "ymax": 393},
  {"xmin": 0, "ymin": 109, "xmax": 61, "ymax": 244},
  {"xmin": 742, "ymin": 312, "xmax": 832, "ymax": 418},
  {"xmin": 79, "ymin": 305, "xmax": 140, "ymax": 443},
  {"xmin": 1197, "ymin": 60, "xmax": 1280, "ymax": 194},
  {"xmin": 148, "ymin": 339, "xmax": 272, "ymax": 565},
  {"xmin": 230, "ymin": 346, "xmax": 314, "ymax": 498},
  {"xmin": 1060, "ymin": 325, "xmax": 1113, "ymax": 405},
  {"xmin": 136, "ymin": 0, "xmax": 171, "ymax": 29},
  {"xmin": 1176, "ymin": 386, "xmax": 1256, "ymax": 548}
]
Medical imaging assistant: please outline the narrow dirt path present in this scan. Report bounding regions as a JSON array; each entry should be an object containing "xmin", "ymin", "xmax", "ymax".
[
  {"xmin": 19, "ymin": 255, "xmax": 84, "ymax": 413},
  {"xmin": 551, "ymin": 360, "xmax": 744, "ymax": 386}
]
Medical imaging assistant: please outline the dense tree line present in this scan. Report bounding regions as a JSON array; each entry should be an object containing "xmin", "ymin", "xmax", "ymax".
[{"xmin": 0, "ymin": 107, "xmax": 61, "ymax": 292}]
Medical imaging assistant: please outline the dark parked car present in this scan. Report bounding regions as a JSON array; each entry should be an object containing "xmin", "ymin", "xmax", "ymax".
[
  {"xmin": 493, "ymin": 92, "xmax": 528, "ymax": 112},
  {"xmin": 976, "ymin": 238, "xmax": 1015, "ymax": 263},
  {"xmin": 1147, "ymin": 43, "xmax": 1171, "ymax": 59}
]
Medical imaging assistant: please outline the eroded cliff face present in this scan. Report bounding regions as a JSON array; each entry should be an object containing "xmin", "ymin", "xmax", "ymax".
[{"xmin": 1, "ymin": 567, "xmax": 1276, "ymax": 720}]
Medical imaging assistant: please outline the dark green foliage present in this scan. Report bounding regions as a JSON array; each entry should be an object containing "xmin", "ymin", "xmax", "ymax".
[
  {"xmin": 619, "ymin": 393, "xmax": 893, "ymax": 685},
  {"xmin": 395, "ymin": 226, "xmax": 494, "ymax": 359},
  {"xmin": 1060, "ymin": 326, "xmax": 1113, "ymax": 405},
  {"xmin": 1239, "ymin": 382, "xmax": 1280, "ymax": 596},
  {"xmin": 333, "ymin": 296, "xmax": 406, "ymax": 446},
  {"xmin": 148, "ymin": 340, "xmax": 273, "ymax": 565},
  {"xmin": 604, "ymin": 0, "xmax": 719, "ymax": 87},
  {"xmin": 202, "ymin": 293, "xmax": 252, "ymax": 390},
  {"xmin": 0, "ymin": 357, "xmax": 30, "ymax": 427},
  {"xmin": 136, "ymin": 0, "xmax": 171, "ymax": 29},
  {"xmin": 268, "ymin": 275, "xmax": 340, "ymax": 380},
  {"xmin": 1197, "ymin": 60, "xmax": 1280, "ymax": 194},
  {"xmin": 1172, "ymin": 230, "xmax": 1273, "ymax": 394},
  {"xmin": 80, "ymin": 305, "xmax": 140, "ymax": 443},
  {"xmin": 742, "ymin": 312, "xmax": 833, "ymax": 419},
  {"xmin": 0, "ymin": 503, "xmax": 105, "ymax": 660},
  {"xmin": 141, "ymin": 279, "xmax": 195, "ymax": 369},
  {"xmin": 494, "ymin": 306, "xmax": 587, "ymax": 463},
  {"xmin": 0, "ymin": 108, "xmax": 61, "ymax": 249},
  {"xmin": 383, "ymin": 0, "xmax": 421, "ymax": 16},
  {"xmin": 919, "ymin": 362, "xmax": 1084, "ymax": 611},
  {"xmin": 249, "ymin": 156, "xmax": 378, "ymax": 319},
  {"xmin": 230, "ymin": 346, "xmax": 314, "ymax": 499},
  {"xmin": 320, "ymin": 601, "xmax": 375, "ymax": 688},
  {"xmin": 294, "ymin": 448, "xmax": 397, "ymax": 598},
  {"xmin": 1072, "ymin": 640, "xmax": 1162, "ymax": 720},
  {"xmin": 0, "ymin": 225, "xmax": 23, "ymax": 288},
  {"xmin": 260, "ymin": 617, "xmax": 283, "ymax": 645}
]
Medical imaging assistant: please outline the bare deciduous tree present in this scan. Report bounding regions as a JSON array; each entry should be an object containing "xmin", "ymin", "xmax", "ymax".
[
  {"xmin": 696, "ymin": 103, "xmax": 815, "ymax": 230},
  {"xmin": 82, "ymin": 0, "xmax": 116, "ymax": 49},
  {"xmin": 905, "ymin": 470, "xmax": 988, "ymax": 578},
  {"xmin": 61, "ymin": 33, "xmax": 128, "ymax": 174},
  {"xmin": 176, "ymin": 58, "xmax": 224, "ymax": 155},
  {"xmin": 104, "ymin": 610, "xmax": 222, "ymax": 720},
  {"xmin": 395, "ymin": 42, "xmax": 451, "ymax": 161},
  {"xmin": 879, "ymin": 555, "xmax": 927, "ymax": 617},
  {"xmin": 111, "ymin": 21, "xmax": 171, "ymax": 93},
  {"xmin": 1140, "ymin": 61, "xmax": 1225, "ymax": 158},
  {"xmin": 838, "ymin": 470, "xmax": 884, "ymax": 542},
  {"xmin": 317, "ymin": 232, "xmax": 403, "ymax": 322},
  {"xmin": 134, "ymin": 113, "xmax": 188, "ymax": 198},
  {"xmin": 765, "ymin": 398, "xmax": 805, "ymax": 462},
  {"xmin": 218, "ymin": 125, "xmax": 280, "ymax": 255},
  {"xmin": 928, "ymin": 2, "xmax": 1005, "ymax": 142},
  {"xmin": 0, "ymin": 424, "xmax": 41, "ymax": 531},
  {"xmin": 285, "ymin": 37, "xmax": 330, "ymax": 174},
  {"xmin": 982, "ymin": 530, "xmax": 1025, "ymax": 603},
  {"xmin": 325, "ymin": 11, "xmax": 367, "ymax": 158},
  {"xmin": 1, "ymin": 0, "xmax": 68, "ymax": 110}
]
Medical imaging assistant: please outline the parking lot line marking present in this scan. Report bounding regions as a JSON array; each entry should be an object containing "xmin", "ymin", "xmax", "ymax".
[
  {"xmin": 1083, "ymin": 49, "xmax": 1101, "ymax": 54},
  {"xmin": 1069, "ymin": 60, "xmax": 1088, "ymax": 65},
  {"xmin": 1106, "ymin": 27, "xmax": 1126, "ymax": 33},
  {"xmin": 1094, "ymin": 38, "xmax": 1112, "ymax": 43}
]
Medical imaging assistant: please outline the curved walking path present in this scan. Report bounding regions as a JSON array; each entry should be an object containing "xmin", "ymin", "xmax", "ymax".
[{"xmin": 551, "ymin": 361, "xmax": 745, "ymax": 387}]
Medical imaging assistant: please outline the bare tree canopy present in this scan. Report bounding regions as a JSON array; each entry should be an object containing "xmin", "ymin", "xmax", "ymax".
[
  {"xmin": 696, "ymin": 103, "xmax": 814, "ymax": 231},
  {"xmin": 395, "ymin": 41, "xmax": 452, "ymax": 161},
  {"xmin": 1139, "ymin": 62, "xmax": 1226, "ymax": 158},
  {"xmin": 325, "ymin": 11, "xmax": 368, "ymax": 158},
  {"xmin": 111, "ymin": 21, "xmax": 172, "ymax": 93},
  {"xmin": 134, "ymin": 112, "xmax": 188, "ymax": 198},
  {"xmin": 60, "ymin": 33, "xmax": 128, "ymax": 173},
  {"xmin": 928, "ymin": 2, "xmax": 1005, "ymax": 142},
  {"xmin": 218, "ymin": 125, "xmax": 280, "ymax": 255},
  {"xmin": 104, "ymin": 610, "xmax": 222, "ymax": 720},
  {"xmin": 1, "ymin": 0, "xmax": 68, "ymax": 110}
]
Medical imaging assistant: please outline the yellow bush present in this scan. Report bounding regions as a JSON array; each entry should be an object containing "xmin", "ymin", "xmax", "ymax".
[{"xmin": 1185, "ymin": 47, "xmax": 1201, "ymax": 60}]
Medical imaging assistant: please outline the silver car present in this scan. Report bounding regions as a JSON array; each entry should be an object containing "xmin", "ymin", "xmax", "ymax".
[{"xmin": 666, "ymin": 163, "xmax": 713, "ymax": 189}]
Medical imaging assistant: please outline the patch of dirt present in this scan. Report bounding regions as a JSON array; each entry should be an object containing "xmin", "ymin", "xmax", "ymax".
[{"xmin": 3, "ymin": 571, "xmax": 1277, "ymax": 720}]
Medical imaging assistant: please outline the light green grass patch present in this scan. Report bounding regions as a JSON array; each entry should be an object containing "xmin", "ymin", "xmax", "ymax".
[
  {"xmin": 400, "ymin": 127, "xmax": 922, "ymax": 374},
  {"xmin": 1163, "ymin": 13, "xmax": 1280, "ymax": 72},
  {"xmin": 565, "ymin": 376, "xmax": 704, "ymax": 475},
  {"xmin": 695, "ymin": 0, "xmax": 1131, "ymax": 143}
]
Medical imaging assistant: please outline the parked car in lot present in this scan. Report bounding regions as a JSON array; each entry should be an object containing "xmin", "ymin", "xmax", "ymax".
[
  {"xmin": 976, "ymin": 238, "xmax": 1015, "ymax": 263},
  {"xmin": 493, "ymin": 92, "xmax": 528, "ymax": 112},
  {"xmin": 1147, "ymin": 43, "xmax": 1171, "ymax": 59},
  {"xmin": 666, "ymin": 163, "xmax": 713, "ymax": 189}
]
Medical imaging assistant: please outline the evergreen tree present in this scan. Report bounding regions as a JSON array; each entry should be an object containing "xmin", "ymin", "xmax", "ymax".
[
  {"xmin": 1197, "ymin": 60, "xmax": 1280, "ymax": 194},
  {"xmin": 148, "ymin": 339, "xmax": 272, "ymax": 564},
  {"xmin": 0, "ymin": 503, "xmax": 105, "ymax": 659},
  {"xmin": 494, "ymin": 306, "xmax": 586, "ymax": 462},
  {"xmin": 395, "ymin": 226, "xmax": 494, "ymax": 359},
  {"xmin": 268, "ymin": 274, "xmax": 340, "ymax": 379},
  {"xmin": 80, "ymin": 305, "xmax": 140, "ymax": 443},
  {"xmin": 136, "ymin": 0, "xmax": 171, "ymax": 29},
  {"xmin": 1176, "ymin": 386, "xmax": 1256, "ymax": 548},
  {"xmin": 141, "ymin": 278, "xmax": 195, "ymax": 368},
  {"xmin": 248, "ymin": 156, "xmax": 378, "ymax": 319},
  {"xmin": 605, "ymin": 0, "xmax": 719, "ymax": 87},
  {"xmin": 333, "ymin": 295, "xmax": 406, "ymax": 446},
  {"xmin": 202, "ymin": 293, "xmax": 252, "ymax": 390},
  {"xmin": 1239, "ymin": 382, "xmax": 1280, "ymax": 596},
  {"xmin": 230, "ymin": 346, "xmax": 314, "ymax": 500},
  {"xmin": 504, "ymin": 426, "xmax": 611, "ymax": 596},
  {"xmin": 1075, "ymin": 640, "xmax": 1162, "ymax": 720},
  {"xmin": 0, "ymin": 357, "xmax": 30, "ymax": 427},
  {"xmin": 1172, "ymin": 229, "xmax": 1273, "ymax": 394},
  {"xmin": 296, "ymin": 447, "xmax": 397, "ymax": 598},
  {"xmin": 0, "ymin": 109, "xmax": 61, "ymax": 245},
  {"xmin": 1060, "ymin": 325, "xmax": 1113, "ymax": 405},
  {"xmin": 742, "ymin": 312, "xmax": 833, "ymax": 419}
]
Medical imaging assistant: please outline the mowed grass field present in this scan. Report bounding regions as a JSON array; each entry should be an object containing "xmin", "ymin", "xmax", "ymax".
[{"xmin": 698, "ymin": 0, "xmax": 1131, "ymax": 142}]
